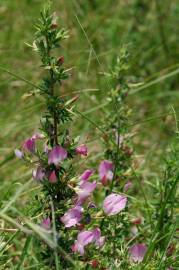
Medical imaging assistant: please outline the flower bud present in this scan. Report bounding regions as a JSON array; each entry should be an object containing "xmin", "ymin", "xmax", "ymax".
[
  {"xmin": 51, "ymin": 23, "xmax": 58, "ymax": 29},
  {"xmin": 91, "ymin": 260, "xmax": 99, "ymax": 268},
  {"xmin": 57, "ymin": 56, "xmax": 64, "ymax": 65}
]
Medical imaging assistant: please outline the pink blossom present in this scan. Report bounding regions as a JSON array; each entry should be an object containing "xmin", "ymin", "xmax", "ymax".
[
  {"xmin": 103, "ymin": 193, "xmax": 127, "ymax": 216},
  {"xmin": 61, "ymin": 206, "xmax": 83, "ymax": 228},
  {"xmin": 80, "ymin": 169, "xmax": 94, "ymax": 182},
  {"xmin": 72, "ymin": 228, "xmax": 105, "ymax": 255},
  {"xmin": 77, "ymin": 181, "xmax": 96, "ymax": 205},
  {"xmin": 23, "ymin": 138, "xmax": 35, "ymax": 152},
  {"xmin": 76, "ymin": 144, "xmax": 88, "ymax": 156},
  {"xmin": 33, "ymin": 166, "xmax": 45, "ymax": 181},
  {"xmin": 99, "ymin": 160, "xmax": 113, "ymax": 185},
  {"xmin": 123, "ymin": 181, "xmax": 132, "ymax": 192},
  {"xmin": 129, "ymin": 243, "xmax": 147, "ymax": 263},
  {"xmin": 48, "ymin": 145, "xmax": 67, "ymax": 165},
  {"xmin": 41, "ymin": 217, "xmax": 51, "ymax": 230},
  {"xmin": 49, "ymin": 170, "xmax": 57, "ymax": 183},
  {"xmin": 31, "ymin": 133, "xmax": 45, "ymax": 140},
  {"xmin": 14, "ymin": 149, "xmax": 23, "ymax": 159}
]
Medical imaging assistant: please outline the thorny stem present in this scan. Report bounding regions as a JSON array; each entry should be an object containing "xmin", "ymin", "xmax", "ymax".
[{"xmin": 45, "ymin": 35, "xmax": 58, "ymax": 146}]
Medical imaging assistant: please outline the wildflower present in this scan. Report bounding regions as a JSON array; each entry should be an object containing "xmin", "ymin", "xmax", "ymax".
[
  {"xmin": 61, "ymin": 206, "xmax": 83, "ymax": 228},
  {"xmin": 129, "ymin": 243, "xmax": 147, "ymax": 263},
  {"xmin": 103, "ymin": 193, "xmax": 127, "ymax": 216},
  {"xmin": 80, "ymin": 169, "xmax": 94, "ymax": 182},
  {"xmin": 76, "ymin": 181, "xmax": 96, "ymax": 205},
  {"xmin": 99, "ymin": 160, "xmax": 113, "ymax": 185},
  {"xmin": 41, "ymin": 217, "xmax": 51, "ymax": 230},
  {"xmin": 123, "ymin": 181, "xmax": 132, "ymax": 192},
  {"xmin": 49, "ymin": 170, "xmax": 57, "ymax": 183},
  {"xmin": 48, "ymin": 145, "xmax": 67, "ymax": 165},
  {"xmin": 72, "ymin": 228, "xmax": 105, "ymax": 255},
  {"xmin": 33, "ymin": 166, "xmax": 45, "ymax": 181},
  {"xmin": 14, "ymin": 149, "xmax": 23, "ymax": 159},
  {"xmin": 76, "ymin": 144, "xmax": 88, "ymax": 156},
  {"xmin": 23, "ymin": 138, "xmax": 35, "ymax": 152}
]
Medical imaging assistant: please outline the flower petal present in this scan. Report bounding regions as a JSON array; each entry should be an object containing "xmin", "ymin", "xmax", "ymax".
[
  {"xmin": 99, "ymin": 160, "xmax": 113, "ymax": 184},
  {"xmin": 103, "ymin": 193, "xmax": 127, "ymax": 216},
  {"xmin": 49, "ymin": 170, "xmax": 57, "ymax": 183},
  {"xmin": 48, "ymin": 145, "xmax": 67, "ymax": 165},
  {"xmin": 76, "ymin": 144, "xmax": 88, "ymax": 156},
  {"xmin": 33, "ymin": 166, "xmax": 45, "ymax": 181},
  {"xmin": 129, "ymin": 243, "xmax": 147, "ymax": 263},
  {"xmin": 61, "ymin": 206, "xmax": 83, "ymax": 228},
  {"xmin": 14, "ymin": 149, "xmax": 23, "ymax": 159},
  {"xmin": 23, "ymin": 138, "xmax": 35, "ymax": 152},
  {"xmin": 41, "ymin": 217, "xmax": 51, "ymax": 230},
  {"xmin": 80, "ymin": 169, "xmax": 94, "ymax": 182}
]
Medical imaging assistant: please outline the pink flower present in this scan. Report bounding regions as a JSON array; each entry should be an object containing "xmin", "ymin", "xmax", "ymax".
[
  {"xmin": 41, "ymin": 217, "xmax": 51, "ymax": 230},
  {"xmin": 72, "ymin": 228, "xmax": 105, "ymax": 255},
  {"xmin": 99, "ymin": 160, "xmax": 113, "ymax": 185},
  {"xmin": 31, "ymin": 133, "xmax": 45, "ymax": 140},
  {"xmin": 61, "ymin": 206, "xmax": 83, "ymax": 228},
  {"xmin": 76, "ymin": 144, "xmax": 88, "ymax": 156},
  {"xmin": 23, "ymin": 138, "xmax": 35, "ymax": 152},
  {"xmin": 123, "ymin": 181, "xmax": 132, "ymax": 192},
  {"xmin": 14, "ymin": 149, "xmax": 23, "ymax": 159},
  {"xmin": 49, "ymin": 170, "xmax": 57, "ymax": 183},
  {"xmin": 103, "ymin": 193, "xmax": 127, "ymax": 216},
  {"xmin": 80, "ymin": 169, "xmax": 94, "ymax": 182},
  {"xmin": 33, "ymin": 166, "xmax": 45, "ymax": 181},
  {"xmin": 129, "ymin": 243, "xmax": 147, "ymax": 263},
  {"xmin": 77, "ymin": 181, "xmax": 96, "ymax": 205},
  {"xmin": 48, "ymin": 145, "xmax": 67, "ymax": 165}
]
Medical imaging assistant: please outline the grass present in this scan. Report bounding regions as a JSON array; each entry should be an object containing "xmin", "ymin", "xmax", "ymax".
[{"xmin": 0, "ymin": 0, "xmax": 178, "ymax": 269}]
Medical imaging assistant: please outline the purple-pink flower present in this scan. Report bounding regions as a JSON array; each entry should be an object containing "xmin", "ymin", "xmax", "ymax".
[
  {"xmin": 49, "ymin": 170, "xmax": 57, "ymax": 183},
  {"xmin": 76, "ymin": 144, "xmax": 88, "ymax": 156},
  {"xmin": 99, "ymin": 160, "xmax": 113, "ymax": 185},
  {"xmin": 72, "ymin": 228, "xmax": 105, "ymax": 255},
  {"xmin": 23, "ymin": 138, "xmax": 35, "ymax": 152},
  {"xmin": 33, "ymin": 166, "xmax": 45, "ymax": 181},
  {"xmin": 14, "ymin": 149, "xmax": 23, "ymax": 159},
  {"xmin": 61, "ymin": 206, "xmax": 83, "ymax": 228},
  {"xmin": 41, "ymin": 217, "xmax": 51, "ymax": 230},
  {"xmin": 80, "ymin": 169, "xmax": 94, "ymax": 182},
  {"xmin": 129, "ymin": 243, "xmax": 147, "ymax": 263},
  {"xmin": 123, "ymin": 181, "xmax": 132, "ymax": 192},
  {"xmin": 48, "ymin": 145, "xmax": 67, "ymax": 165},
  {"xmin": 76, "ymin": 181, "xmax": 96, "ymax": 205},
  {"xmin": 103, "ymin": 193, "xmax": 127, "ymax": 216}
]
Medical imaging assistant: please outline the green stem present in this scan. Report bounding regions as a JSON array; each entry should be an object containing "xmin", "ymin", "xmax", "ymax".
[{"xmin": 45, "ymin": 34, "xmax": 58, "ymax": 146}]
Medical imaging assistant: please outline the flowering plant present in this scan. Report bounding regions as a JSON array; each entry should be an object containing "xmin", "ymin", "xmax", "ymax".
[{"xmin": 14, "ymin": 5, "xmax": 148, "ymax": 270}]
